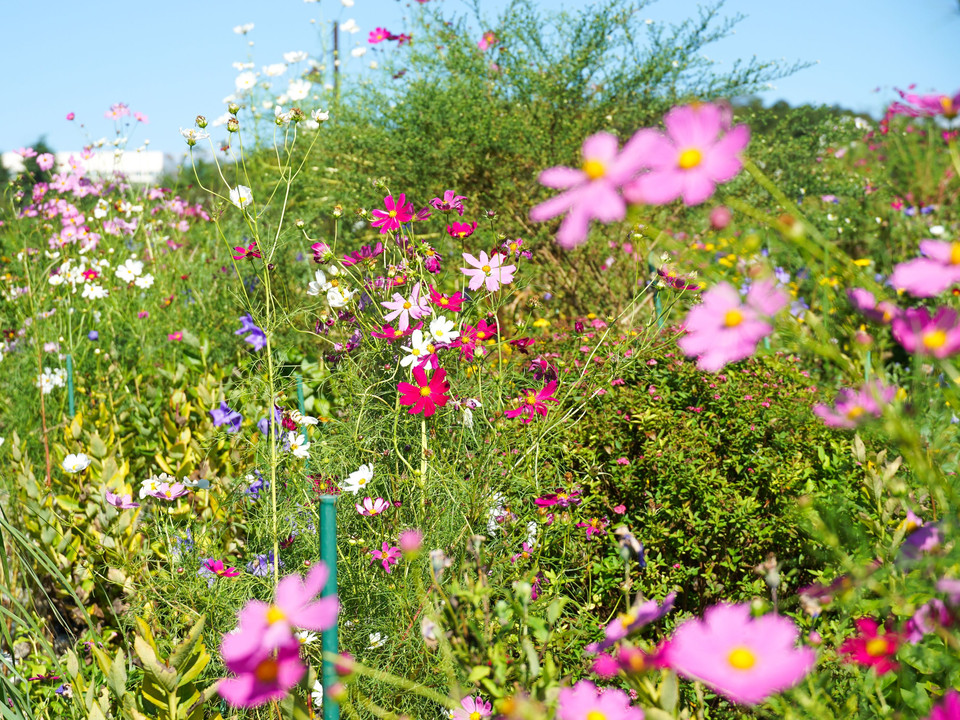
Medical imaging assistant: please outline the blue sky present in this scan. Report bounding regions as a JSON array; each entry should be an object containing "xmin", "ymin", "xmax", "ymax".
[{"xmin": 1, "ymin": 0, "xmax": 958, "ymax": 158}]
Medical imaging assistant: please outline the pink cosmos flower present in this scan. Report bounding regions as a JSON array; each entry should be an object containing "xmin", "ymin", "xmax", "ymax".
[
  {"xmin": 429, "ymin": 190, "xmax": 466, "ymax": 214},
  {"xmin": 371, "ymin": 322, "xmax": 420, "ymax": 342},
  {"xmin": 368, "ymin": 27, "xmax": 392, "ymax": 44},
  {"xmin": 623, "ymin": 103, "xmax": 750, "ymax": 207},
  {"xmin": 134, "ymin": 111, "xmax": 148, "ymax": 123},
  {"xmin": 382, "ymin": 282, "xmax": 431, "ymax": 332},
  {"xmin": 890, "ymin": 241, "xmax": 960, "ymax": 297},
  {"xmin": 105, "ymin": 490, "xmax": 139, "ymax": 509},
  {"xmin": 586, "ymin": 592, "xmax": 676, "ymax": 654},
  {"xmin": 233, "ymin": 242, "xmax": 261, "ymax": 260},
  {"xmin": 504, "ymin": 381, "xmax": 559, "ymax": 423},
  {"xmin": 429, "ymin": 287, "xmax": 464, "ymax": 312},
  {"xmin": 36, "ymin": 154, "xmax": 55, "ymax": 172},
  {"xmin": 218, "ymin": 637, "xmax": 305, "ymax": 708},
  {"xmin": 535, "ymin": 489, "xmax": 580, "ymax": 508},
  {"xmin": 678, "ymin": 280, "xmax": 787, "ymax": 371},
  {"xmin": 892, "ymin": 87, "xmax": 960, "ymax": 119},
  {"xmin": 66, "ymin": 112, "xmax": 75, "ymax": 121},
  {"xmin": 511, "ymin": 542, "xmax": 534, "ymax": 563},
  {"xmin": 892, "ymin": 307, "xmax": 960, "ymax": 358},
  {"xmin": 447, "ymin": 221, "xmax": 477, "ymax": 239},
  {"xmin": 398, "ymin": 529, "xmax": 423, "ymax": 554},
  {"xmin": 397, "ymin": 367, "xmax": 450, "ymax": 417},
  {"xmin": 370, "ymin": 194, "xmax": 414, "ymax": 234},
  {"xmin": 199, "ymin": 559, "xmax": 241, "ymax": 586},
  {"xmin": 356, "ymin": 497, "xmax": 390, "ymax": 517},
  {"xmin": 903, "ymin": 599, "xmax": 951, "ymax": 644},
  {"xmin": 529, "ymin": 130, "xmax": 655, "ymax": 249},
  {"xmin": 342, "ymin": 243, "xmax": 384, "ymax": 267},
  {"xmin": 369, "ymin": 543, "xmax": 402, "ymax": 573},
  {"xmin": 556, "ymin": 680, "xmax": 644, "ymax": 720},
  {"xmin": 219, "ymin": 562, "xmax": 338, "ymax": 666},
  {"xmin": 168, "ymin": 331, "xmax": 183, "ymax": 342},
  {"xmin": 423, "ymin": 246, "xmax": 443, "ymax": 274},
  {"xmin": 149, "ymin": 482, "xmax": 190, "ymax": 500},
  {"xmin": 577, "ymin": 517, "xmax": 608, "ymax": 538},
  {"xmin": 812, "ymin": 380, "xmax": 896, "ymax": 428},
  {"xmin": 477, "ymin": 31, "xmax": 497, "ymax": 51},
  {"xmin": 839, "ymin": 618, "xmax": 901, "ymax": 674},
  {"xmin": 452, "ymin": 696, "xmax": 492, "ymax": 720},
  {"xmin": 846, "ymin": 288, "xmax": 899, "ymax": 324},
  {"xmin": 665, "ymin": 603, "xmax": 815, "ymax": 705},
  {"xmin": 926, "ymin": 690, "xmax": 960, "ymax": 720},
  {"xmin": 460, "ymin": 251, "xmax": 516, "ymax": 292}
]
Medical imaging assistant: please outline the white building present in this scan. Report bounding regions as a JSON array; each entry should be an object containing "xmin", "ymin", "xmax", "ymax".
[{"xmin": 1, "ymin": 150, "xmax": 180, "ymax": 185}]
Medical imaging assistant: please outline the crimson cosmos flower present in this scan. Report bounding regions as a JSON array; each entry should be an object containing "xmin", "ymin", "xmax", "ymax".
[
  {"xmin": 397, "ymin": 367, "xmax": 450, "ymax": 417},
  {"xmin": 505, "ymin": 381, "xmax": 559, "ymax": 423}
]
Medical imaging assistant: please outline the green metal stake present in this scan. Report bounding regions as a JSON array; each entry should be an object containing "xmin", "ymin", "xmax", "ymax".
[
  {"xmin": 296, "ymin": 374, "xmax": 306, "ymax": 415},
  {"xmin": 319, "ymin": 496, "xmax": 339, "ymax": 720},
  {"xmin": 65, "ymin": 354, "xmax": 75, "ymax": 418}
]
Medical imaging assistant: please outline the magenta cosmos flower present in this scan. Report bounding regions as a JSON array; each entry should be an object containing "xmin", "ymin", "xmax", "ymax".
[
  {"xmin": 381, "ymin": 282, "xmax": 431, "ymax": 332},
  {"xmin": 430, "ymin": 190, "xmax": 466, "ymax": 215},
  {"xmin": 461, "ymin": 251, "xmax": 516, "ymax": 292},
  {"xmin": 504, "ymin": 381, "xmax": 559, "ymax": 423},
  {"xmin": 368, "ymin": 27, "xmax": 392, "ymax": 44},
  {"xmin": 356, "ymin": 497, "xmax": 390, "ymax": 517},
  {"xmin": 890, "ymin": 241, "xmax": 960, "ymax": 297},
  {"xmin": 678, "ymin": 280, "xmax": 787, "ymax": 372},
  {"xmin": 529, "ymin": 130, "xmax": 655, "ymax": 249},
  {"xmin": 892, "ymin": 87, "xmax": 960, "ymax": 119},
  {"xmin": 926, "ymin": 691, "xmax": 960, "ymax": 720},
  {"xmin": 370, "ymin": 194, "xmax": 414, "ymax": 234},
  {"xmin": 452, "ymin": 695, "xmax": 492, "ymax": 720},
  {"xmin": 370, "ymin": 543, "xmax": 402, "ymax": 573},
  {"xmin": 586, "ymin": 592, "xmax": 676, "ymax": 654},
  {"xmin": 665, "ymin": 603, "xmax": 815, "ymax": 705},
  {"xmin": 219, "ymin": 562, "xmax": 338, "ymax": 664},
  {"xmin": 556, "ymin": 680, "xmax": 644, "ymax": 720},
  {"xmin": 218, "ymin": 636, "xmax": 305, "ymax": 708},
  {"xmin": 847, "ymin": 288, "xmax": 899, "ymax": 324},
  {"xmin": 398, "ymin": 366, "xmax": 450, "ymax": 416},
  {"xmin": 623, "ymin": 103, "xmax": 750, "ymax": 207},
  {"xmin": 892, "ymin": 307, "xmax": 960, "ymax": 358},
  {"xmin": 839, "ymin": 618, "xmax": 901, "ymax": 674},
  {"xmin": 813, "ymin": 380, "xmax": 896, "ymax": 429}
]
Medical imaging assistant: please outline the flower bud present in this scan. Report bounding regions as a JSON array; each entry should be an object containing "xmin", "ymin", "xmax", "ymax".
[
  {"xmin": 196, "ymin": 115, "xmax": 208, "ymax": 129},
  {"xmin": 227, "ymin": 117, "xmax": 240, "ymax": 133},
  {"xmin": 228, "ymin": 102, "xmax": 240, "ymax": 114},
  {"xmin": 709, "ymin": 205, "xmax": 732, "ymax": 230}
]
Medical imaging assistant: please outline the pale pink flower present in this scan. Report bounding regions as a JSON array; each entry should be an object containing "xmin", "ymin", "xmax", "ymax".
[
  {"xmin": 678, "ymin": 280, "xmax": 787, "ymax": 372},
  {"xmin": 665, "ymin": 603, "xmax": 815, "ymax": 705},
  {"xmin": 381, "ymin": 281, "xmax": 431, "ymax": 332},
  {"xmin": 892, "ymin": 87, "xmax": 960, "ymax": 119},
  {"xmin": 218, "ymin": 637, "xmax": 305, "ymax": 708},
  {"xmin": 356, "ymin": 497, "xmax": 390, "ymax": 517},
  {"xmin": 624, "ymin": 103, "xmax": 749, "ymax": 207},
  {"xmin": 556, "ymin": 680, "xmax": 644, "ymax": 720},
  {"xmin": 460, "ymin": 251, "xmax": 516, "ymax": 292},
  {"xmin": 890, "ymin": 241, "xmax": 960, "ymax": 297},
  {"xmin": 36, "ymin": 153, "xmax": 55, "ymax": 171},
  {"xmin": 529, "ymin": 131, "xmax": 655, "ymax": 248},
  {"xmin": 452, "ymin": 696, "xmax": 492, "ymax": 720},
  {"xmin": 813, "ymin": 380, "xmax": 896, "ymax": 428}
]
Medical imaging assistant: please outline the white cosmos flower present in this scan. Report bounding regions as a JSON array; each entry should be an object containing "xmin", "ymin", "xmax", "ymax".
[
  {"xmin": 81, "ymin": 283, "xmax": 108, "ymax": 300},
  {"xmin": 116, "ymin": 258, "xmax": 144, "ymax": 282},
  {"xmin": 135, "ymin": 274, "xmax": 155, "ymax": 289},
  {"xmin": 327, "ymin": 286, "xmax": 354, "ymax": 308},
  {"xmin": 287, "ymin": 79, "xmax": 312, "ymax": 101},
  {"xmin": 307, "ymin": 269, "xmax": 328, "ymax": 296},
  {"xmin": 312, "ymin": 108, "xmax": 329, "ymax": 123},
  {"xmin": 367, "ymin": 632, "xmax": 387, "ymax": 649},
  {"xmin": 229, "ymin": 185, "xmax": 254, "ymax": 209},
  {"xmin": 351, "ymin": 47, "xmax": 367, "ymax": 58},
  {"xmin": 62, "ymin": 453, "xmax": 91, "ymax": 473},
  {"xmin": 263, "ymin": 63, "xmax": 287, "ymax": 77},
  {"xmin": 340, "ymin": 18, "xmax": 359, "ymax": 33},
  {"xmin": 429, "ymin": 315, "xmax": 459, "ymax": 344},
  {"xmin": 180, "ymin": 127, "xmax": 210, "ymax": 145},
  {"xmin": 342, "ymin": 0, "xmax": 354, "ymax": 6},
  {"xmin": 311, "ymin": 680, "xmax": 323, "ymax": 707},
  {"xmin": 340, "ymin": 463, "xmax": 373, "ymax": 494},
  {"xmin": 288, "ymin": 432, "xmax": 310, "ymax": 459},
  {"xmin": 235, "ymin": 72, "xmax": 258, "ymax": 91},
  {"xmin": 283, "ymin": 51, "xmax": 308, "ymax": 63},
  {"xmin": 400, "ymin": 329, "xmax": 431, "ymax": 368},
  {"xmin": 233, "ymin": 23, "xmax": 254, "ymax": 34}
]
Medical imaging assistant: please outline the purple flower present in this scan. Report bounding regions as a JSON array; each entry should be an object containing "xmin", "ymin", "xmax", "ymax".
[
  {"xmin": 88, "ymin": 330, "xmax": 99, "ymax": 341},
  {"xmin": 247, "ymin": 551, "xmax": 283, "ymax": 577},
  {"xmin": 236, "ymin": 314, "xmax": 267, "ymax": 351},
  {"xmin": 847, "ymin": 288, "xmax": 899, "ymax": 324},
  {"xmin": 813, "ymin": 380, "xmax": 896, "ymax": 428},
  {"xmin": 904, "ymin": 599, "xmax": 951, "ymax": 644},
  {"xmin": 245, "ymin": 472, "xmax": 268, "ymax": 502},
  {"xmin": 430, "ymin": 190, "xmax": 466, "ymax": 215},
  {"xmin": 585, "ymin": 592, "xmax": 676, "ymax": 654},
  {"xmin": 210, "ymin": 400, "xmax": 243, "ymax": 432}
]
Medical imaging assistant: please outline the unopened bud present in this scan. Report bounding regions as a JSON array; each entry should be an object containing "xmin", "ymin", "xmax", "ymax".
[
  {"xmin": 333, "ymin": 204, "xmax": 343, "ymax": 217},
  {"xmin": 227, "ymin": 117, "xmax": 240, "ymax": 133},
  {"xmin": 228, "ymin": 102, "xmax": 240, "ymax": 114},
  {"xmin": 195, "ymin": 115, "xmax": 208, "ymax": 129}
]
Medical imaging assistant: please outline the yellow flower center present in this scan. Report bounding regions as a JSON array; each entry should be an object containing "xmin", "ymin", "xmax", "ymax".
[
  {"xmin": 470, "ymin": 713, "xmax": 481, "ymax": 720},
  {"xmin": 403, "ymin": 301, "xmax": 412, "ymax": 309},
  {"xmin": 266, "ymin": 605, "xmax": 286, "ymax": 625},
  {"xmin": 678, "ymin": 148, "xmax": 703, "ymax": 170},
  {"xmin": 923, "ymin": 329, "xmax": 947, "ymax": 350},
  {"xmin": 412, "ymin": 349, "xmax": 421, "ymax": 356},
  {"xmin": 627, "ymin": 653, "xmax": 646, "ymax": 672},
  {"xmin": 526, "ymin": 395, "xmax": 537, "ymax": 405},
  {"xmin": 866, "ymin": 637, "xmax": 889, "ymax": 657},
  {"xmin": 510, "ymin": 243, "xmax": 518, "ymax": 251},
  {"xmin": 420, "ymin": 386, "xmax": 432, "ymax": 397},
  {"xmin": 942, "ymin": 96, "xmax": 957, "ymax": 118},
  {"xmin": 388, "ymin": 210, "xmax": 397, "ymax": 218},
  {"xmin": 254, "ymin": 658, "xmax": 279, "ymax": 683},
  {"xmin": 582, "ymin": 159, "xmax": 606, "ymax": 180},
  {"xmin": 846, "ymin": 406, "xmax": 865, "ymax": 420},
  {"xmin": 950, "ymin": 243, "xmax": 960, "ymax": 265},
  {"xmin": 618, "ymin": 612, "xmax": 637, "ymax": 627},
  {"xmin": 329, "ymin": 278, "xmax": 340, "ymax": 287},
  {"xmin": 481, "ymin": 265, "xmax": 491, "ymax": 274},
  {"xmin": 359, "ymin": 478, "xmax": 366, "ymax": 485},
  {"xmin": 440, "ymin": 298, "xmax": 449, "ymax": 305},
  {"xmin": 586, "ymin": 712, "xmax": 607, "ymax": 720},
  {"xmin": 427, "ymin": 344, "xmax": 436, "ymax": 353},
  {"xmin": 476, "ymin": 331, "xmax": 486, "ymax": 339},
  {"xmin": 724, "ymin": 309, "xmax": 744, "ymax": 327},
  {"xmin": 727, "ymin": 647, "xmax": 756, "ymax": 670}
]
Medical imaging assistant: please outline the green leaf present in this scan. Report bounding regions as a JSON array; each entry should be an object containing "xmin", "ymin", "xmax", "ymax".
[
  {"xmin": 89, "ymin": 433, "xmax": 108, "ymax": 459},
  {"xmin": 644, "ymin": 709, "xmax": 676, "ymax": 720},
  {"xmin": 521, "ymin": 638, "xmax": 540, "ymax": 679},
  {"xmin": 169, "ymin": 616, "xmax": 205, "ymax": 668},
  {"xmin": 135, "ymin": 636, "xmax": 178, "ymax": 692},
  {"xmin": 107, "ymin": 648, "xmax": 128, "ymax": 699},
  {"xmin": 658, "ymin": 670, "xmax": 678, "ymax": 712},
  {"xmin": 467, "ymin": 665, "xmax": 491, "ymax": 683}
]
